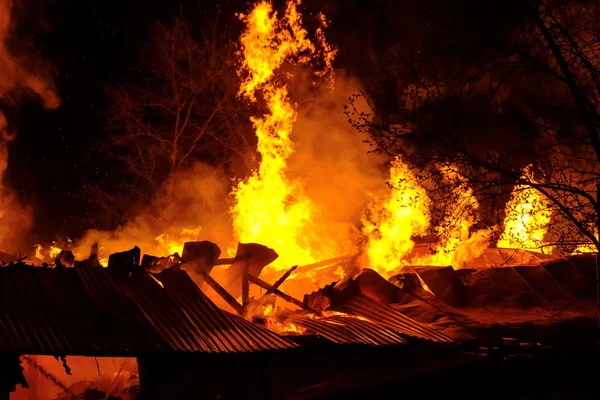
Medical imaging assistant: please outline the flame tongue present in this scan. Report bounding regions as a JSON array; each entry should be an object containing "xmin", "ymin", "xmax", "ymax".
[
  {"xmin": 497, "ymin": 166, "xmax": 552, "ymax": 252},
  {"xmin": 361, "ymin": 156, "xmax": 431, "ymax": 276},
  {"xmin": 232, "ymin": 0, "xmax": 336, "ymax": 270}
]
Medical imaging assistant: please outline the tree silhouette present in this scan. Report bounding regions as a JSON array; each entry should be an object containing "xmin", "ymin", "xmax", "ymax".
[
  {"xmin": 89, "ymin": 18, "xmax": 257, "ymax": 222},
  {"xmin": 347, "ymin": 0, "xmax": 600, "ymax": 255}
]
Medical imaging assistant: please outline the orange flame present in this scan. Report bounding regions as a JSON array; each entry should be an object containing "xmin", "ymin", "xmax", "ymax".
[
  {"xmin": 571, "ymin": 229, "xmax": 597, "ymax": 254},
  {"xmin": 154, "ymin": 227, "xmax": 202, "ymax": 256},
  {"xmin": 497, "ymin": 166, "xmax": 552, "ymax": 252},
  {"xmin": 361, "ymin": 156, "xmax": 430, "ymax": 276},
  {"xmin": 34, "ymin": 241, "xmax": 66, "ymax": 263},
  {"xmin": 259, "ymin": 303, "xmax": 306, "ymax": 334},
  {"xmin": 414, "ymin": 165, "xmax": 489, "ymax": 267},
  {"xmin": 232, "ymin": 0, "xmax": 338, "ymax": 270}
]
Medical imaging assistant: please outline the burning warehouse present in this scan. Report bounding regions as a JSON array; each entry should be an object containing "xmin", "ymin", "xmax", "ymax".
[
  {"xmin": 1, "ymin": 241, "xmax": 599, "ymax": 399},
  {"xmin": 1, "ymin": 0, "xmax": 600, "ymax": 398}
]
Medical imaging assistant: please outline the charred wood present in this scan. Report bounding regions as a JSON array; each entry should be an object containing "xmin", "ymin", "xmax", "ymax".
[
  {"xmin": 55, "ymin": 250, "xmax": 75, "ymax": 268},
  {"xmin": 108, "ymin": 247, "xmax": 141, "ymax": 280},
  {"xmin": 73, "ymin": 243, "xmax": 102, "ymax": 268},
  {"xmin": 229, "ymin": 243, "xmax": 278, "ymax": 278},
  {"xmin": 196, "ymin": 270, "xmax": 245, "ymax": 315},
  {"xmin": 223, "ymin": 243, "xmax": 278, "ymax": 298},
  {"xmin": 247, "ymin": 274, "xmax": 314, "ymax": 312},
  {"xmin": 141, "ymin": 253, "xmax": 181, "ymax": 272},
  {"xmin": 181, "ymin": 241, "xmax": 221, "ymax": 275},
  {"xmin": 261, "ymin": 265, "xmax": 298, "ymax": 299},
  {"xmin": 242, "ymin": 262, "xmax": 249, "ymax": 307}
]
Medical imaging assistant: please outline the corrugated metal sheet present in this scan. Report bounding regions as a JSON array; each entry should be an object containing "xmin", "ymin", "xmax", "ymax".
[
  {"xmin": 0, "ymin": 266, "xmax": 139, "ymax": 355},
  {"xmin": 332, "ymin": 294, "xmax": 453, "ymax": 343},
  {"xmin": 75, "ymin": 266, "xmax": 164, "ymax": 353},
  {"xmin": 0, "ymin": 265, "xmax": 297, "ymax": 355},
  {"xmin": 288, "ymin": 314, "xmax": 407, "ymax": 345},
  {"xmin": 152, "ymin": 268, "xmax": 297, "ymax": 352}
]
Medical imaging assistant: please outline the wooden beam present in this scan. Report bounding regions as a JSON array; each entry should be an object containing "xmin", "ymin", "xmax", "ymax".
[
  {"xmin": 247, "ymin": 274, "xmax": 315, "ymax": 312},
  {"xmin": 214, "ymin": 257, "xmax": 237, "ymax": 266},
  {"xmin": 292, "ymin": 255, "xmax": 354, "ymax": 274},
  {"xmin": 241, "ymin": 263, "xmax": 250, "ymax": 307},
  {"xmin": 197, "ymin": 271, "xmax": 245, "ymax": 315},
  {"xmin": 261, "ymin": 266, "xmax": 297, "ymax": 298}
]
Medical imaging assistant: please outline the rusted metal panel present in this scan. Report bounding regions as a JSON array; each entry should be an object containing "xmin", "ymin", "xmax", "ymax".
[
  {"xmin": 154, "ymin": 268, "xmax": 298, "ymax": 352},
  {"xmin": 288, "ymin": 314, "xmax": 407, "ymax": 345},
  {"xmin": 0, "ymin": 265, "xmax": 296, "ymax": 355},
  {"xmin": 0, "ymin": 266, "xmax": 136, "ymax": 355},
  {"xmin": 75, "ymin": 266, "xmax": 164, "ymax": 353},
  {"xmin": 332, "ymin": 294, "xmax": 453, "ymax": 343}
]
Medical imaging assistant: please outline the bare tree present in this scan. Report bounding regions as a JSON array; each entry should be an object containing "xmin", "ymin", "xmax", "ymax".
[
  {"xmin": 346, "ymin": 0, "xmax": 600, "ymax": 313},
  {"xmin": 89, "ymin": 18, "xmax": 256, "ymax": 222},
  {"xmin": 347, "ymin": 0, "xmax": 600, "ymax": 252}
]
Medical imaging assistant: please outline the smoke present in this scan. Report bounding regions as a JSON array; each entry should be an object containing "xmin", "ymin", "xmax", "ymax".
[
  {"xmin": 0, "ymin": 0, "xmax": 59, "ymax": 253},
  {"xmin": 288, "ymin": 69, "xmax": 389, "ymax": 258},
  {"xmin": 72, "ymin": 70, "xmax": 387, "ymax": 269},
  {"xmin": 73, "ymin": 163, "xmax": 235, "ymax": 261}
]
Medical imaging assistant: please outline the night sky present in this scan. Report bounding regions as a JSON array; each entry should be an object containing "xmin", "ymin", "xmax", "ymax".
[
  {"xmin": 0, "ymin": 0, "xmax": 412, "ymax": 253},
  {"xmin": 9, "ymin": 0, "xmax": 254, "ymax": 245},
  {"xmin": 7, "ymin": 0, "xmax": 392, "ymax": 248}
]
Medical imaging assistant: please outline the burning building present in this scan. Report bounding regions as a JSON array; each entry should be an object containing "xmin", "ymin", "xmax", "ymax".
[{"xmin": 1, "ymin": 0, "xmax": 600, "ymax": 398}]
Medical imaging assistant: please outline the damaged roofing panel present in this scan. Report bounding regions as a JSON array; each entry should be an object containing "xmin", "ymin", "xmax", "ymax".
[
  {"xmin": 0, "ymin": 264, "xmax": 296, "ymax": 355},
  {"xmin": 154, "ymin": 268, "xmax": 298, "ymax": 352},
  {"xmin": 333, "ymin": 294, "xmax": 453, "ymax": 343},
  {"xmin": 0, "ymin": 266, "xmax": 136, "ymax": 355},
  {"xmin": 288, "ymin": 314, "xmax": 407, "ymax": 345},
  {"xmin": 75, "ymin": 266, "xmax": 167, "ymax": 353}
]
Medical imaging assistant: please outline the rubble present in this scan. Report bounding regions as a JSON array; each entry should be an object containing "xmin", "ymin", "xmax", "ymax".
[{"xmin": 2, "ymin": 238, "xmax": 599, "ymax": 399}]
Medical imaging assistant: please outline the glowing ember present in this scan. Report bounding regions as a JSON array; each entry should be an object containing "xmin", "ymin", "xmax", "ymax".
[
  {"xmin": 150, "ymin": 274, "xmax": 165, "ymax": 288},
  {"xmin": 232, "ymin": 0, "xmax": 337, "ymax": 270},
  {"xmin": 315, "ymin": 310, "xmax": 369, "ymax": 322},
  {"xmin": 260, "ymin": 303, "xmax": 307, "ymax": 334},
  {"xmin": 361, "ymin": 156, "xmax": 430, "ymax": 276},
  {"xmin": 497, "ymin": 166, "xmax": 552, "ymax": 252}
]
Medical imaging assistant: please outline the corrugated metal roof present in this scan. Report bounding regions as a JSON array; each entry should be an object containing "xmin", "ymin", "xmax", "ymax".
[
  {"xmin": 0, "ymin": 264, "xmax": 297, "ymax": 355},
  {"xmin": 287, "ymin": 314, "xmax": 407, "ymax": 345},
  {"xmin": 152, "ymin": 268, "xmax": 297, "ymax": 352},
  {"xmin": 0, "ymin": 266, "xmax": 140, "ymax": 355},
  {"xmin": 332, "ymin": 294, "xmax": 453, "ymax": 343},
  {"xmin": 75, "ymin": 265, "xmax": 164, "ymax": 353}
]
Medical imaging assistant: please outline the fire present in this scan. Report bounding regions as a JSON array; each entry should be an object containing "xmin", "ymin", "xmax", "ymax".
[
  {"xmin": 232, "ymin": 0, "xmax": 337, "ymax": 270},
  {"xmin": 414, "ymin": 165, "xmax": 489, "ymax": 267},
  {"xmin": 262, "ymin": 303, "xmax": 274, "ymax": 316},
  {"xmin": 572, "ymin": 229, "xmax": 597, "ymax": 254},
  {"xmin": 314, "ymin": 310, "xmax": 369, "ymax": 322},
  {"xmin": 361, "ymin": 156, "xmax": 430, "ymax": 276},
  {"xmin": 34, "ymin": 241, "xmax": 67, "ymax": 263},
  {"xmin": 497, "ymin": 166, "xmax": 552, "ymax": 252},
  {"xmin": 154, "ymin": 227, "xmax": 202, "ymax": 256},
  {"xmin": 259, "ymin": 303, "xmax": 307, "ymax": 334},
  {"xmin": 314, "ymin": 13, "xmax": 337, "ymax": 87},
  {"xmin": 573, "ymin": 243, "xmax": 597, "ymax": 254},
  {"xmin": 431, "ymin": 166, "xmax": 479, "ymax": 262}
]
